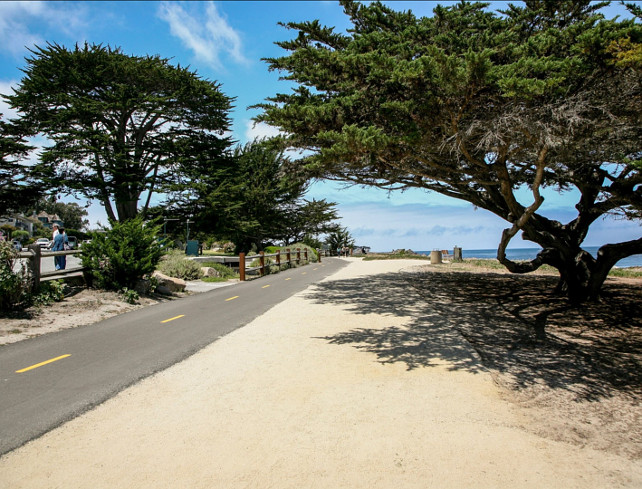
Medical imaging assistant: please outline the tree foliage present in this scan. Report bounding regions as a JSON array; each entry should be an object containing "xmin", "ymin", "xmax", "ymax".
[
  {"xmin": 257, "ymin": 0, "xmax": 642, "ymax": 302},
  {"xmin": 325, "ymin": 226, "xmax": 355, "ymax": 253},
  {"xmin": 225, "ymin": 140, "xmax": 307, "ymax": 252},
  {"xmin": 5, "ymin": 43, "xmax": 233, "ymax": 222},
  {"xmin": 0, "ymin": 116, "xmax": 42, "ymax": 215},
  {"xmin": 32, "ymin": 197, "xmax": 89, "ymax": 231},
  {"xmin": 163, "ymin": 139, "xmax": 341, "ymax": 253},
  {"xmin": 279, "ymin": 198, "xmax": 341, "ymax": 245}
]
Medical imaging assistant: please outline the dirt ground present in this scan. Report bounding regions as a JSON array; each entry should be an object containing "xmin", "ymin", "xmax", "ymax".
[
  {"xmin": 0, "ymin": 259, "xmax": 640, "ymax": 487},
  {"xmin": 403, "ymin": 265, "xmax": 642, "ymax": 461},
  {"xmin": 0, "ymin": 287, "xmax": 167, "ymax": 346}
]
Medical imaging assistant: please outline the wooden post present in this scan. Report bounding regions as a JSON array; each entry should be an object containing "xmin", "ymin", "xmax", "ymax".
[
  {"xmin": 27, "ymin": 244, "xmax": 41, "ymax": 292},
  {"xmin": 259, "ymin": 251, "xmax": 265, "ymax": 276},
  {"xmin": 286, "ymin": 248, "xmax": 291, "ymax": 267},
  {"xmin": 239, "ymin": 253, "xmax": 246, "ymax": 281},
  {"xmin": 317, "ymin": 249, "xmax": 322, "ymax": 263},
  {"xmin": 296, "ymin": 248, "xmax": 301, "ymax": 265},
  {"xmin": 304, "ymin": 248, "xmax": 308, "ymax": 262},
  {"xmin": 276, "ymin": 250, "xmax": 281, "ymax": 269}
]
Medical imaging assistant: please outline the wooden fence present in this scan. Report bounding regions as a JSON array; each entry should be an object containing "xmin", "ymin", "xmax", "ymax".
[
  {"xmin": 18, "ymin": 244, "xmax": 85, "ymax": 291},
  {"xmin": 17, "ymin": 244, "xmax": 319, "ymax": 289},
  {"xmin": 238, "ymin": 248, "xmax": 318, "ymax": 281}
]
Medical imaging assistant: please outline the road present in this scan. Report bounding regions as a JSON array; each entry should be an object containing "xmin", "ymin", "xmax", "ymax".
[{"xmin": 0, "ymin": 258, "xmax": 348, "ymax": 456}]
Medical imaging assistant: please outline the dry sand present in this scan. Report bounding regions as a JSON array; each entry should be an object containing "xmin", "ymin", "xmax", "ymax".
[{"xmin": 0, "ymin": 258, "xmax": 640, "ymax": 488}]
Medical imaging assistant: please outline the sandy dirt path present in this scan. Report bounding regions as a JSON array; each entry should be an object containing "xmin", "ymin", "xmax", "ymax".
[{"xmin": 0, "ymin": 258, "xmax": 640, "ymax": 488}]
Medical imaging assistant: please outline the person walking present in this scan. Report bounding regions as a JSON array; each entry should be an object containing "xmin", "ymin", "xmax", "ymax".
[{"xmin": 51, "ymin": 226, "xmax": 69, "ymax": 270}]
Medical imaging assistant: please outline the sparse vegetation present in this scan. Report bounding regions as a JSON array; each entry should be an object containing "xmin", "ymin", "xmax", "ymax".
[
  {"xmin": 157, "ymin": 250, "xmax": 203, "ymax": 280},
  {"xmin": 118, "ymin": 287, "xmax": 140, "ymax": 304},
  {"xmin": 607, "ymin": 267, "xmax": 642, "ymax": 279}
]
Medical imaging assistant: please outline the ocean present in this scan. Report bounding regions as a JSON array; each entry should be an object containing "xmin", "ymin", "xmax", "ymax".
[{"xmin": 414, "ymin": 246, "xmax": 642, "ymax": 268}]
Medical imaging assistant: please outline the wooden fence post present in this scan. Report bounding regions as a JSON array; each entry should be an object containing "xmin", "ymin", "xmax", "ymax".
[
  {"xmin": 276, "ymin": 250, "xmax": 281, "ymax": 269},
  {"xmin": 286, "ymin": 248, "xmax": 291, "ymax": 267},
  {"xmin": 27, "ymin": 244, "xmax": 41, "ymax": 292},
  {"xmin": 259, "ymin": 251, "xmax": 265, "ymax": 276},
  {"xmin": 296, "ymin": 248, "xmax": 301, "ymax": 265},
  {"xmin": 304, "ymin": 248, "xmax": 308, "ymax": 262},
  {"xmin": 317, "ymin": 249, "xmax": 322, "ymax": 263},
  {"xmin": 239, "ymin": 253, "xmax": 246, "ymax": 281}
]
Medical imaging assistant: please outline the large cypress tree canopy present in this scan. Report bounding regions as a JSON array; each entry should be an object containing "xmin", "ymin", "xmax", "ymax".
[
  {"xmin": 5, "ymin": 42, "xmax": 234, "ymax": 222},
  {"xmin": 256, "ymin": 0, "xmax": 642, "ymax": 302}
]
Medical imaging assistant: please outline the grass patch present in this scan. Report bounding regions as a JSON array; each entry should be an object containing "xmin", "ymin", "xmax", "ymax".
[
  {"xmin": 201, "ymin": 250, "xmax": 235, "ymax": 256},
  {"xmin": 608, "ymin": 267, "xmax": 642, "ymax": 278},
  {"xmin": 202, "ymin": 276, "xmax": 232, "ymax": 283}
]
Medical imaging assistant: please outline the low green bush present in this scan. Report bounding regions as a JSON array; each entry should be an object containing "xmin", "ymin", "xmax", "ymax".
[
  {"xmin": 0, "ymin": 242, "xmax": 68, "ymax": 311},
  {"xmin": 157, "ymin": 250, "xmax": 203, "ymax": 280},
  {"xmin": 119, "ymin": 287, "xmax": 140, "ymax": 304},
  {"xmin": 81, "ymin": 216, "xmax": 163, "ymax": 291},
  {"xmin": 0, "ymin": 240, "xmax": 30, "ymax": 311},
  {"xmin": 31, "ymin": 280, "xmax": 66, "ymax": 307}
]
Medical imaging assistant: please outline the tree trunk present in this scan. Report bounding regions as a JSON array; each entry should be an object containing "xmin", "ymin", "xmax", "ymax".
[{"xmin": 115, "ymin": 198, "xmax": 139, "ymax": 221}]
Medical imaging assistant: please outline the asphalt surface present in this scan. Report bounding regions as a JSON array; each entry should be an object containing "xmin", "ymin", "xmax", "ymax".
[{"xmin": 0, "ymin": 258, "xmax": 348, "ymax": 456}]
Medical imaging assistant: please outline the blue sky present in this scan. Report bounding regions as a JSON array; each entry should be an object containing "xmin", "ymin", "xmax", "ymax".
[{"xmin": 1, "ymin": 1, "xmax": 640, "ymax": 251}]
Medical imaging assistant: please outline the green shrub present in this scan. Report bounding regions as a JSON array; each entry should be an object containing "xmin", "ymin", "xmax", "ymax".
[
  {"xmin": 157, "ymin": 250, "xmax": 203, "ymax": 280},
  {"xmin": 249, "ymin": 256, "xmax": 275, "ymax": 275},
  {"xmin": 12, "ymin": 230, "xmax": 30, "ymax": 243},
  {"xmin": 81, "ymin": 217, "xmax": 163, "ymax": 291},
  {"xmin": 0, "ymin": 240, "xmax": 31, "ymax": 311},
  {"xmin": 119, "ymin": 287, "xmax": 140, "ymax": 304},
  {"xmin": 31, "ymin": 280, "xmax": 66, "ymax": 307}
]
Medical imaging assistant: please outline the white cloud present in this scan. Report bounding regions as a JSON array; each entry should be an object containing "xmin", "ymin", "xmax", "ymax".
[
  {"xmin": 244, "ymin": 120, "xmax": 282, "ymax": 142},
  {"xmin": 0, "ymin": 1, "xmax": 88, "ymax": 57},
  {"xmin": 0, "ymin": 2, "xmax": 43, "ymax": 56},
  {"xmin": 335, "ymin": 200, "xmax": 508, "ymax": 251},
  {"xmin": 0, "ymin": 79, "xmax": 19, "ymax": 120},
  {"xmin": 158, "ymin": 1, "xmax": 249, "ymax": 71}
]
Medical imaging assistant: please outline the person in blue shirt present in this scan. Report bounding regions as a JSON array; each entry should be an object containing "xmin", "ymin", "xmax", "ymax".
[{"xmin": 51, "ymin": 226, "xmax": 69, "ymax": 270}]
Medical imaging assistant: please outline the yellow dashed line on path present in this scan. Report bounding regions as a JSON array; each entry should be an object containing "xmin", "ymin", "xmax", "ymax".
[
  {"xmin": 301, "ymin": 272, "xmax": 307, "ymax": 275},
  {"xmin": 16, "ymin": 354, "xmax": 71, "ymax": 373},
  {"xmin": 161, "ymin": 315, "xmax": 184, "ymax": 323},
  {"xmin": 226, "ymin": 296, "xmax": 240, "ymax": 301},
  {"xmin": 285, "ymin": 278, "xmax": 292, "ymax": 281},
  {"xmin": 262, "ymin": 285, "xmax": 271, "ymax": 288}
]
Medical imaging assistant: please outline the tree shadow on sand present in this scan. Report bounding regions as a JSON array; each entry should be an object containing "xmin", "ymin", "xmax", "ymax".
[
  {"xmin": 307, "ymin": 267, "xmax": 642, "ymax": 402},
  {"xmin": 307, "ymin": 271, "xmax": 487, "ymax": 374}
]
